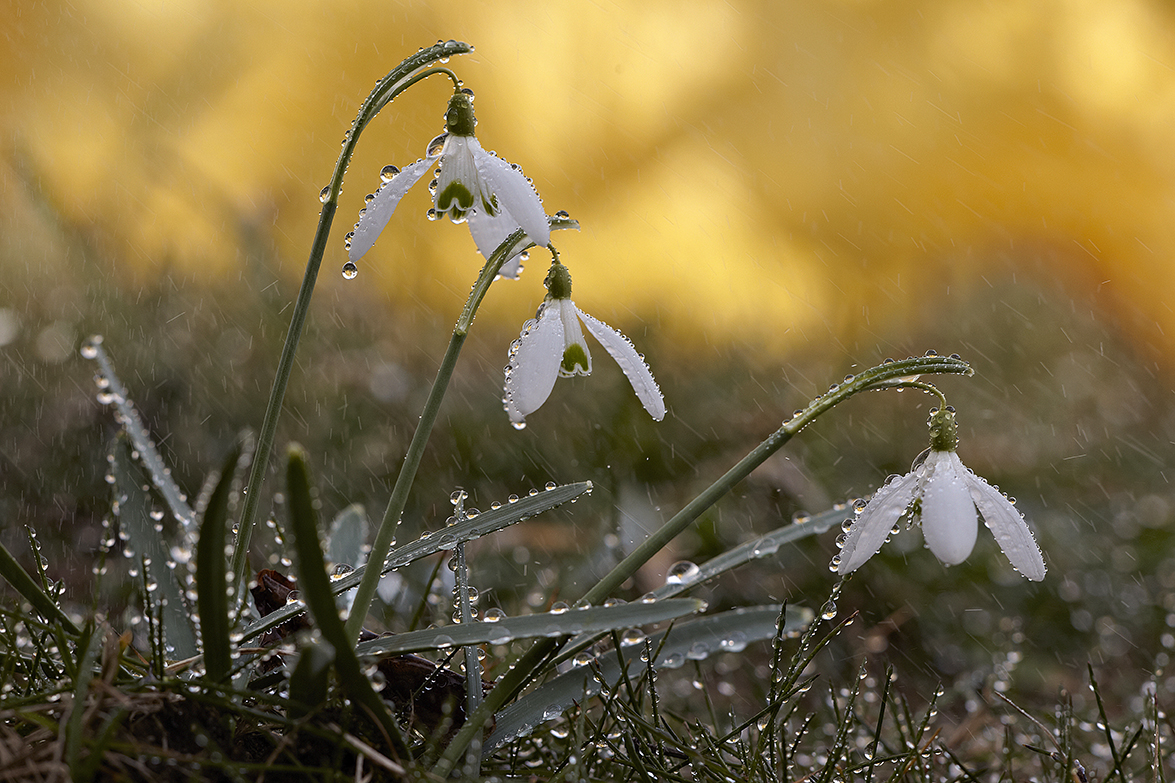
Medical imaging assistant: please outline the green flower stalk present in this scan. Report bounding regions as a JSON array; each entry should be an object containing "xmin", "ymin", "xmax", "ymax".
[{"xmin": 230, "ymin": 41, "xmax": 474, "ymax": 610}]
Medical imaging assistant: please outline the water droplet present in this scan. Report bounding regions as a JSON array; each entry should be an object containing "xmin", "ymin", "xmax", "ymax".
[
  {"xmin": 380, "ymin": 164, "xmax": 400, "ymax": 182},
  {"xmin": 483, "ymin": 607, "xmax": 505, "ymax": 622},
  {"xmin": 549, "ymin": 601, "xmax": 570, "ymax": 614},
  {"xmin": 620, "ymin": 628, "xmax": 645, "ymax": 647},
  {"xmin": 665, "ymin": 561, "xmax": 700, "ymax": 585},
  {"xmin": 341, "ymin": 261, "xmax": 358, "ymax": 279},
  {"xmin": 427, "ymin": 133, "xmax": 448, "ymax": 157},
  {"xmin": 319, "ymin": 186, "xmax": 331, "ymax": 203},
  {"xmin": 80, "ymin": 335, "xmax": 103, "ymax": 359},
  {"xmin": 821, "ymin": 600, "xmax": 838, "ymax": 620}
]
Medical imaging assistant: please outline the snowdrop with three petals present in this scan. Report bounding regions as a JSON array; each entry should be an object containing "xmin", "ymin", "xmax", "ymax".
[
  {"xmin": 349, "ymin": 90, "xmax": 549, "ymax": 279},
  {"xmin": 503, "ymin": 261, "xmax": 666, "ymax": 427},
  {"xmin": 837, "ymin": 407, "xmax": 1046, "ymax": 581}
]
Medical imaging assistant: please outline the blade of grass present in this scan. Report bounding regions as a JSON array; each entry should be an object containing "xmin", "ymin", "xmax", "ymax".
[
  {"xmin": 286, "ymin": 444, "xmax": 410, "ymax": 760},
  {"xmin": 0, "ymin": 539, "xmax": 79, "ymax": 635},
  {"xmin": 83, "ymin": 337, "xmax": 196, "ymax": 528},
  {"xmin": 195, "ymin": 440, "xmax": 244, "ymax": 684},
  {"xmin": 110, "ymin": 434, "xmax": 199, "ymax": 659},
  {"xmin": 63, "ymin": 621, "xmax": 102, "ymax": 774},
  {"xmin": 355, "ymin": 598, "xmax": 706, "ymax": 658}
]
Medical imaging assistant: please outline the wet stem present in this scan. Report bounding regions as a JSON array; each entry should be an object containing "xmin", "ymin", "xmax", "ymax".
[
  {"xmin": 432, "ymin": 353, "xmax": 973, "ymax": 776},
  {"xmin": 228, "ymin": 42, "xmax": 473, "ymax": 610}
]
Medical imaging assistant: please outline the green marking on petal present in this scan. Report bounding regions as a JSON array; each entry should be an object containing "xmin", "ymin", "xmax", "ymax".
[
  {"xmin": 562, "ymin": 344, "xmax": 590, "ymax": 375},
  {"xmin": 437, "ymin": 180, "xmax": 474, "ymax": 214},
  {"xmin": 479, "ymin": 192, "xmax": 499, "ymax": 218}
]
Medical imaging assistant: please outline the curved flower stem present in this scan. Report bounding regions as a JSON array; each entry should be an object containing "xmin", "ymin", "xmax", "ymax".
[
  {"xmin": 229, "ymin": 41, "xmax": 475, "ymax": 612},
  {"xmin": 432, "ymin": 352, "xmax": 972, "ymax": 776},
  {"xmin": 344, "ymin": 218, "xmax": 576, "ymax": 642}
]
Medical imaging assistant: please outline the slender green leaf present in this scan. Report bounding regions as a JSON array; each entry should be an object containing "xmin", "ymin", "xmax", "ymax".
[
  {"xmin": 557, "ymin": 503, "xmax": 846, "ymax": 663},
  {"xmin": 239, "ymin": 481, "xmax": 592, "ymax": 643},
  {"xmin": 286, "ymin": 445, "xmax": 410, "ymax": 759},
  {"xmin": 327, "ymin": 504, "xmax": 368, "ymax": 569},
  {"xmin": 64, "ymin": 622, "xmax": 102, "ymax": 775},
  {"xmin": 196, "ymin": 441, "xmax": 244, "ymax": 683},
  {"xmin": 484, "ymin": 604, "xmax": 813, "ymax": 753},
  {"xmin": 82, "ymin": 337, "xmax": 195, "ymax": 528},
  {"xmin": 0, "ymin": 540, "xmax": 79, "ymax": 635},
  {"xmin": 109, "ymin": 435, "xmax": 198, "ymax": 659},
  {"xmin": 354, "ymin": 598, "xmax": 705, "ymax": 658},
  {"xmin": 288, "ymin": 642, "xmax": 334, "ymax": 719}
]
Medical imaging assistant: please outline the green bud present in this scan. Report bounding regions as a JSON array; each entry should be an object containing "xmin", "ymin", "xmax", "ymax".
[
  {"xmin": 927, "ymin": 406, "xmax": 958, "ymax": 452},
  {"xmin": 445, "ymin": 91, "xmax": 477, "ymax": 137},
  {"xmin": 544, "ymin": 262, "xmax": 574, "ymax": 300}
]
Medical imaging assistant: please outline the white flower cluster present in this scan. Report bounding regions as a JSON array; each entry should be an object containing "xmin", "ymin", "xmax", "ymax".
[{"xmin": 352, "ymin": 89, "xmax": 665, "ymax": 426}]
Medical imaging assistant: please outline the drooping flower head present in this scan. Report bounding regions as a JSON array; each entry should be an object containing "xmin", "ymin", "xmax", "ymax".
[
  {"xmin": 347, "ymin": 89, "xmax": 550, "ymax": 279},
  {"xmin": 836, "ymin": 407, "xmax": 1046, "ymax": 581},
  {"xmin": 503, "ymin": 257, "xmax": 666, "ymax": 428}
]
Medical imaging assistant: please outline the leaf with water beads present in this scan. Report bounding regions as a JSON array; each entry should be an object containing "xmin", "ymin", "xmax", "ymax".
[
  {"xmin": 483, "ymin": 604, "xmax": 813, "ymax": 753},
  {"xmin": 239, "ymin": 480, "xmax": 592, "ymax": 643},
  {"xmin": 354, "ymin": 597, "xmax": 705, "ymax": 657},
  {"xmin": 555, "ymin": 503, "xmax": 847, "ymax": 664},
  {"xmin": 0, "ymin": 539, "xmax": 80, "ymax": 635},
  {"xmin": 82, "ymin": 336, "xmax": 196, "ymax": 532},
  {"xmin": 109, "ymin": 434, "xmax": 199, "ymax": 660}
]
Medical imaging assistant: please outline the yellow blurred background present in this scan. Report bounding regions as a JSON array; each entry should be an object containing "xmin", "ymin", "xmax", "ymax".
[{"xmin": 4, "ymin": 0, "xmax": 1175, "ymax": 359}]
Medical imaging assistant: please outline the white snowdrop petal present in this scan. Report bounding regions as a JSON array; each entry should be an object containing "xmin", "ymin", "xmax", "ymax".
[
  {"xmin": 349, "ymin": 157, "xmax": 435, "ymax": 262},
  {"xmin": 558, "ymin": 301, "xmax": 592, "ymax": 377},
  {"xmin": 433, "ymin": 136, "xmax": 481, "ymax": 215},
  {"xmin": 576, "ymin": 310, "xmax": 665, "ymax": 420},
  {"xmin": 837, "ymin": 470, "xmax": 921, "ymax": 575},
  {"xmin": 466, "ymin": 206, "xmax": 526, "ymax": 278},
  {"xmin": 475, "ymin": 148, "xmax": 551, "ymax": 248},
  {"xmin": 920, "ymin": 452, "xmax": 979, "ymax": 566},
  {"xmin": 504, "ymin": 304, "xmax": 564, "ymax": 424},
  {"xmin": 967, "ymin": 473, "xmax": 1047, "ymax": 581}
]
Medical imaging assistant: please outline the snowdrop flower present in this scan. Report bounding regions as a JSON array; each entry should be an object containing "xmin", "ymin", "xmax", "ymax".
[
  {"xmin": 348, "ymin": 89, "xmax": 549, "ymax": 279},
  {"xmin": 837, "ymin": 407, "xmax": 1046, "ymax": 581},
  {"xmin": 503, "ymin": 260, "xmax": 666, "ymax": 427}
]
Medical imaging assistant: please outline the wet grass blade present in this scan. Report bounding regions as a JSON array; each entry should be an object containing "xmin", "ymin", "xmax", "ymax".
[
  {"xmin": 196, "ymin": 440, "xmax": 244, "ymax": 684},
  {"xmin": 355, "ymin": 597, "xmax": 705, "ymax": 659},
  {"xmin": 327, "ymin": 503, "xmax": 369, "ymax": 570},
  {"xmin": 239, "ymin": 481, "xmax": 592, "ymax": 644},
  {"xmin": 557, "ymin": 502, "xmax": 845, "ymax": 663},
  {"xmin": 286, "ymin": 445, "xmax": 410, "ymax": 760},
  {"xmin": 484, "ymin": 604, "xmax": 812, "ymax": 753},
  {"xmin": 0, "ymin": 539, "xmax": 79, "ymax": 635},
  {"xmin": 83, "ymin": 337, "xmax": 195, "ymax": 529},
  {"xmin": 63, "ymin": 621, "xmax": 102, "ymax": 774},
  {"xmin": 110, "ymin": 434, "xmax": 199, "ymax": 660}
]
